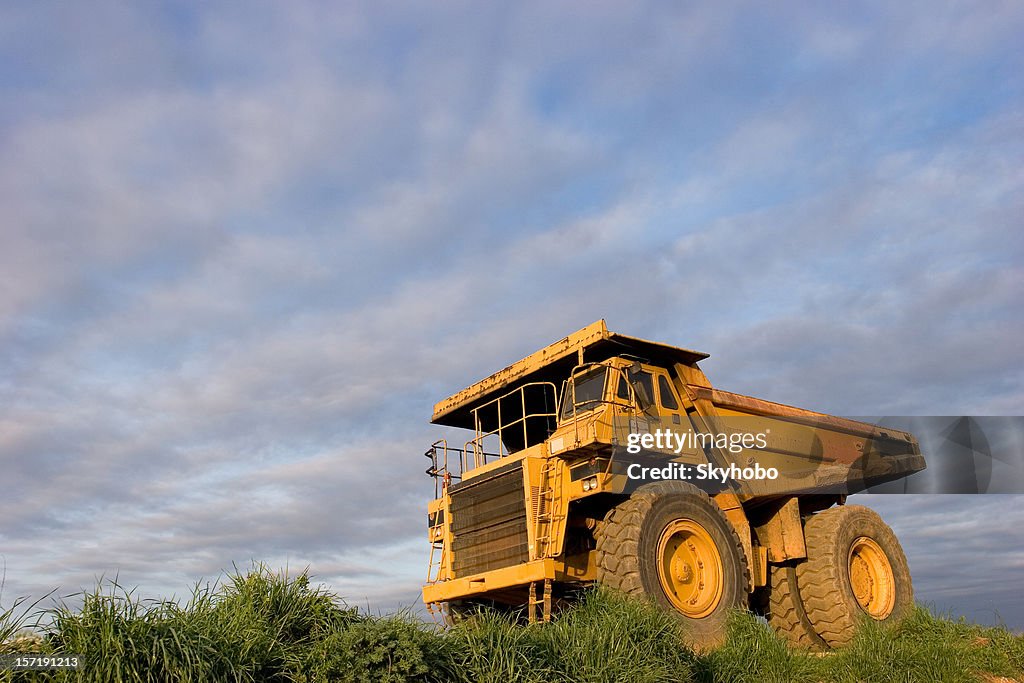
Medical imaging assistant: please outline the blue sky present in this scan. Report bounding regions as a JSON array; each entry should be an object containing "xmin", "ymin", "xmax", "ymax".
[{"xmin": 2, "ymin": 2, "xmax": 1023, "ymax": 629}]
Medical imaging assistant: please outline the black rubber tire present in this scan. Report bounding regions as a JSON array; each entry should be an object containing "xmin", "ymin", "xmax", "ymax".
[
  {"xmin": 595, "ymin": 481, "xmax": 749, "ymax": 649},
  {"xmin": 796, "ymin": 505, "xmax": 914, "ymax": 646},
  {"xmin": 766, "ymin": 562, "xmax": 828, "ymax": 650}
]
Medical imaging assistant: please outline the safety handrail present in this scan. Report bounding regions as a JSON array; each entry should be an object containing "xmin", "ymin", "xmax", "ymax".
[
  {"xmin": 463, "ymin": 382, "xmax": 559, "ymax": 471},
  {"xmin": 424, "ymin": 439, "xmax": 466, "ymax": 497}
]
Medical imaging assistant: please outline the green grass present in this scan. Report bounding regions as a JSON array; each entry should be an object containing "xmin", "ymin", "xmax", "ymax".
[
  {"xmin": 828, "ymin": 606, "xmax": 1024, "ymax": 683},
  {"xmin": 2, "ymin": 567, "xmax": 1022, "ymax": 683},
  {"xmin": 442, "ymin": 591, "xmax": 695, "ymax": 683},
  {"xmin": 693, "ymin": 605, "xmax": 1024, "ymax": 683}
]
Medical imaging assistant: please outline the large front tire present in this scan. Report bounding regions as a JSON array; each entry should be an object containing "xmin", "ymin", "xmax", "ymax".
[
  {"xmin": 595, "ymin": 481, "xmax": 749, "ymax": 649},
  {"xmin": 796, "ymin": 505, "xmax": 913, "ymax": 646}
]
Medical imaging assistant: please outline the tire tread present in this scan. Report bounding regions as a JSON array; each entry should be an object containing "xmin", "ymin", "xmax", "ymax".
[{"xmin": 796, "ymin": 505, "xmax": 913, "ymax": 647}]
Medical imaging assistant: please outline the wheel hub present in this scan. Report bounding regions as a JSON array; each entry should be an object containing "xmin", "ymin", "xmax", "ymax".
[
  {"xmin": 673, "ymin": 559, "xmax": 694, "ymax": 583},
  {"xmin": 848, "ymin": 536, "xmax": 896, "ymax": 619},
  {"xmin": 657, "ymin": 519, "xmax": 723, "ymax": 618}
]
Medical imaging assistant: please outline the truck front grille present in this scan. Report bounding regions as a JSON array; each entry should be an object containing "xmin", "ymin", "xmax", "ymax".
[{"xmin": 449, "ymin": 460, "xmax": 529, "ymax": 577}]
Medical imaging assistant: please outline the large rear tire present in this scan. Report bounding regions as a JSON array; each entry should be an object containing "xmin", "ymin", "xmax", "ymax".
[
  {"xmin": 595, "ymin": 481, "xmax": 749, "ymax": 649},
  {"xmin": 765, "ymin": 562, "xmax": 828, "ymax": 650},
  {"xmin": 796, "ymin": 505, "xmax": 913, "ymax": 646}
]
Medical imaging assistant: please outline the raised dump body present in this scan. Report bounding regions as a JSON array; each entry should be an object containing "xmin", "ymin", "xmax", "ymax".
[{"xmin": 422, "ymin": 320, "xmax": 924, "ymax": 649}]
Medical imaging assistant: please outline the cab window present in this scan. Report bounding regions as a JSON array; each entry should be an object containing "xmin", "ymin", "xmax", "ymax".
[
  {"xmin": 561, "ymin": 366, "xmax": 607, "ymax": 419},
  {"xmin": 657, "ymin": 375, "xmax": 680, "ymax": 410},
  {"xmin": 628, "ymin": 369, "xmax": 654, "ymax": 409},
  {"xmin": 616, "ymin": 373, "xmax": 631, "ymax": 401}
]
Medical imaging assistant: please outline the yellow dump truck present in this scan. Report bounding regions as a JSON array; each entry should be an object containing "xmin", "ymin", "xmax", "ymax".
[{"xmin": 422, "ymin": 321, "xmax": 925, "ymax": 648}]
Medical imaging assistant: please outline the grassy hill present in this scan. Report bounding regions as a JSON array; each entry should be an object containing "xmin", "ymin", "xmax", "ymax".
[{"xmin": 2, "ymin": 565, "xmax": 1021, "ymax": 682}]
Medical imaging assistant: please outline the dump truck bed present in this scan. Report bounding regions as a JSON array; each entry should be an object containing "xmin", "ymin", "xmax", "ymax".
[
  {"xmin": 682, "ymin": 384, "xmax": 925, "ymax": 495},
  {"xmin": 686, "ymin": 385, "xmax": 915, "ymax": 443}
]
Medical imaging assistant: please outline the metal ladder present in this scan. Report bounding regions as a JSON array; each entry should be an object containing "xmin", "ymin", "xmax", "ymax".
[
  {"xmin": 527, "ymin": 579, "xmax": 553, "ymax": 623},
  {"xmin": 533, "ymin": 456, "xmax": 564, "ymax": 560},
  {"xmin": 426, "ymin": 516, "xmax": 447, "ymax": 585},
  {"xmin": 424, "ymin": 515, "xmax": 447, "ymax": 624}
]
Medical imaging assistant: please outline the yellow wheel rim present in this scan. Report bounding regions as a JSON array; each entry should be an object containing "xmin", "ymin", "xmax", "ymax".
[
  {"xmin": 849, "ymin": 536, "xmax": 896, "ymax": 619},
  {"xmin": 656, "ymin": 519, "xmax": 724, "ymax": 618}
]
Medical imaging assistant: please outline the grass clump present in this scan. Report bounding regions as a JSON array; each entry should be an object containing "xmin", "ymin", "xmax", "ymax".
[
  {"xmin": 694, "ymin": 611, "xmax": 822, "ymax": 683},
  {"xmin": 444, "ymin": 589, "xmax": 695, "ymax": 683},
  {"xmin": 50, "ymin": 582, "xmax": 209, "ymax": 681},
  {"xmin": 1, "ymin": 601, "xmax": 45, "ymax": 656},
  {"xmin": 45, "ymin": 564, "xmax": 359, "ymax": 682},
  {"xmin": 446, "ymin": 609, "xmax": 551, "ymax": 683},
  {"xmin": 3, "ymin": 568, "xmax": 1023, "ymax": 683},
  {"xmin": 689, "ymin": 605, "xmax": 1024, "ymax": 683},
  {"xmin": 827, "ymin": 605, "xmax": 1024, "ymax": 683},
  {"xmin": 201, "ymin": 566, "xmax": 359, "ymax": 680},
  {"xmin": 542, "ymin": 589, "xmax": 694, "ymax": 683},
  {"xmin": 305, "ymin": 613, "xmax": 448, "ymax": 683}
]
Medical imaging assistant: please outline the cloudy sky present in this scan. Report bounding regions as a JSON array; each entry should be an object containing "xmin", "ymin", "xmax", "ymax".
[{"xmin": 2, "ymin": 3, "xmax": 1022, "ymax": 630}]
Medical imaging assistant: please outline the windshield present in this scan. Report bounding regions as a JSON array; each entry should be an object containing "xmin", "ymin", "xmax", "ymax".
[{"xmin": 561, "ymin": 366, "xmax": 608, "ymax": 420}]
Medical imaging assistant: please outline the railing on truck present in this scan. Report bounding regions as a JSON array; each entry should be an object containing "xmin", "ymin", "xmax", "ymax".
[
  {"xmin": 424, "ymin": 382, "xmax": 559, "ymax": 484},
  {"xmin": 463, "ymin": 381, "xmax": 559, "ymax": 470},
  {"xmin": 424, "ymin": 439, "xmax": 463, "ymax": 498}
]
